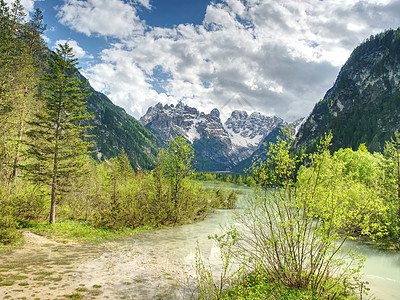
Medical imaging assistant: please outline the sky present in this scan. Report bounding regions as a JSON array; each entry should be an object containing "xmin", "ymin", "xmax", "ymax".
[{"xmin": 8, "ymin": 0, "xmax": 400, "ymax": 122}]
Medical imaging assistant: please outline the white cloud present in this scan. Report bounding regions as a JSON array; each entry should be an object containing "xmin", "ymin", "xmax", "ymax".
[
  {"xmin": 134, "ymin": 0, "xmax": 151, "ymax": 9},
  {"xmin": 85, "ymin": 47, "xmax": 176, "ymax": 118},
  {"xmin": 54, "ymin": 39, "xmax": 93, "ymax": 59},
  {"xmin": 5, "ymin": 0, "xmax": 36, "ymax": 14},
  {"xmin": 57, "ymin": 0, "xmax": 146, "ymax": 39},
  {"xmin": 83, "ymin": 0, "xmax": 400, "ymax": 121}
]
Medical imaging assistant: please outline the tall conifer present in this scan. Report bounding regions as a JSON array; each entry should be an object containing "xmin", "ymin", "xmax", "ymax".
[{"xmin": 25, "ymin": 43, "xmax": 93, "ymax": 224}]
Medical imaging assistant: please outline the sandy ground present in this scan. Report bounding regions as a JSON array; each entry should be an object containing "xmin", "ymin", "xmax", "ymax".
[
  {"xmin": 0, "ymin": 231, "xmax": 108, "ymax": 299},
  {"xmin": 0, "ymin": 231, "xmax": 192, "ymax": 300}
]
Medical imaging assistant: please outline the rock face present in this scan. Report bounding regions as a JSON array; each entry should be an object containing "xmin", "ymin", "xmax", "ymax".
[
  {"xmin": 140, "ymin": 103, "xmax": 287, "ymax": 171},
  {"xmin": 140, "ymin": 103, "xmax": 234, "ymax": 170},
  {"xmin": 225, "ymin": 110, "xmax": 286, "ymax": 161},
  {"xmin": 295, "ymin": 29, "xmax": 400, "ymax": 152}
]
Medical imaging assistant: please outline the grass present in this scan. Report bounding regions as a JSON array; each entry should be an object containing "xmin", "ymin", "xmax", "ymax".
[
  {"xmin": 221, "ymin": 273, "xmax": 359, "ymax": 300},
  {"xmin": 19, "ymin": 282, "xmax": 29, "ymax": 286},
  {"xmin": 66, "ymin": 293, "xmax": 82, "ymax": 299},
  {"xmin": 35, "ymin": 271, "xmax": 53, "ymax": 276},
  {"xmin": 21, "ymin": 220, "xmax": 156, "ymax": 244},
  {"xmin": 8, "ymin": 275, "xmax": 28, "ymax": 280}
]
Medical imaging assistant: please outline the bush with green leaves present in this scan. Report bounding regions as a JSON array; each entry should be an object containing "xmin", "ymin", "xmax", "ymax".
[
  {"xmin": 194, "ymin": 230, "xmax": 243, "ymax": 300},
  {"xmin": 210, "ymin": 189, "xmax": 238, "ymax": 209},
  {"xmin": 0, "ymin": 214, "xmax": 21, "ymax": 245},
  {"xmin": 381, "ymin": 130, "xmax": 400, "ymax": 247},
  {"xmin": 204, "ymin": 130, "xmax": 368, "ymax": 299}
]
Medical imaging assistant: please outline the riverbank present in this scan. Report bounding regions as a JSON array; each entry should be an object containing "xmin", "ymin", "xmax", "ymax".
[
  {"xmin": 22, "ymin": 220, "xmax": 157, "ymax": 244},
  {"xmin": 0, "ymin": 209, "xmax": 233, "ymax": 299},
  {"xmin": 0, "ymin": 222, "xmax": 161, "ymax": 298}
]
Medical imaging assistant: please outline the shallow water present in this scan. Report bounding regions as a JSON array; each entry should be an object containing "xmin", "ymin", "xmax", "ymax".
[
  {"xmin": 74, "ymin": 208, "xmax": 233, "ymax": 299},
  {"xmin": 343, "ymin": 240, "xmax": 400, "ymax": 299},
  {"xmin": 1, "ymin": 183, "xmax": 400, "ymax": 299},
  {"xmin": 74, "ymin": 183, "xmax": 400, "ymax": 299}
]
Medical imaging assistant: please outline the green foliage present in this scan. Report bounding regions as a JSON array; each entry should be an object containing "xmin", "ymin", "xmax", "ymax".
[
  {"xmin": 191, "ymin": 172, "xmax": 247, "ymax": 185},
  {"xmin": 85, "ymin": 90, "xmax": 161, "ymax": 170},
  {"xmin": 0, "ymin": 214, "xmax": 20, "ymax": 245},
  {"xmin": 195, "ymin": 130, "xmax": 366, "ymax": 299},
  {"xmin": 210, "ymin": 189, "xmax": 238, "ymax": 209},
  {"xmin": 24, "ymin": 43, "xmax": 93, "ymax": 224},
  {"xmin": 63, "ymin": 144, "xmax": 210, "ymax": 230},
  {"xmin": 159, "ymin": 136, "xmax": 196, "ymax": 221},
  {"xmin": 194, "ymin": 230, "xmax": 243, "ymax": 300},
  {"xmin": 24, "ymin": 220, "xmax": 153, "ymax": 243},
  {"xmin": 222, "ymin": 271, "xmax": 359, "ymax": 300},
  {"xmin": 159, "ymin": 136, "xmax": 195, "ymax": 182},
  {"xmin": 298, "ymin": 142, "xmax": 386, "ymax": 238},
  {"xmin": 381, "ymin": 130, "xmax": 400, "ymax": 247},
  {"xmin": 0, "ymin": 0, "xmax": 45, "ymax": 183}
]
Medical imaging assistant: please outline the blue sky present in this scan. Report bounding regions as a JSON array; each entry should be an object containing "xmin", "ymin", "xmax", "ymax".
[{"xmin": 9, "ymin": 0, "xmax": 400, "ymax": 121}]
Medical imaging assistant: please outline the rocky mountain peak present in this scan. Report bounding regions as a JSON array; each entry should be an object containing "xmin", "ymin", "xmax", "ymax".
[
  {"xmin": 140, "ymin": 103, "xmax": 287, "ymax": 171},
  {"xmin": 225, "ymin": 110, "xmax": 286, "ymax": 140},
  {"xmin": 209, "ymin": 108, "xmax": 220, "ymax": 120}
]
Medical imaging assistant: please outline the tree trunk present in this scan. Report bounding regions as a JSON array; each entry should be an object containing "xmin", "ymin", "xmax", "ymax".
[
  {"xmin": 49, "ymin": 87, "xmax": 63, "ymax": 224},
  {"xmin": 11, "ymin": 118, "xmax": 24, "ymax": 181},
  {"xmin": 49, "ymin": 137, "xmax": 59, "ymax": 224},
  {"xmin": 396, "ymin": 145, "xmax": 400, "ymax": 219},
  {"xmin": 49, "ymin": 182, "xmax": 56, "ymax": 224}
]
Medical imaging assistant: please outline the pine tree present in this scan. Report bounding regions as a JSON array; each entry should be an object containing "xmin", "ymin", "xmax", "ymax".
[
  {"xmin": 0, "ymin": 0, "xmax": 39, "ymax": 182},
  {"xmin": 25, "ymin": 43, "xmax": 93, "ymax": 224},
  {"xmin": 0, "ymin": 0, "xmax": 25, "ymax": 105},
  {"xmin": 10, "ymin": 8, "xmax": 47, "ymax": 181},
  {"xmin": 24, "ymin": 8, "xmax": 46, "ymax": 57}
]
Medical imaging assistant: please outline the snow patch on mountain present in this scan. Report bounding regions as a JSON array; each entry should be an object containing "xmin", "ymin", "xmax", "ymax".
[
  {"xmin": 140, "ymin": 103, "xmax": 289, "ymax": 170},
  {"xmin": 226, "ymin": 127, "xmax": 264, "ymax": 148}
]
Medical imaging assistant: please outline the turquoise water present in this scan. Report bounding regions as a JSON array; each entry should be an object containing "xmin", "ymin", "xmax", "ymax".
[{"xmin": 2, "ymin": 183, "xmax": 399, "ymax": 299}]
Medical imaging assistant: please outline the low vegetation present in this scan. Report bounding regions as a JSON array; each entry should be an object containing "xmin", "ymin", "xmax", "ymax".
[
  {"xmin": 193, "ymin": 129, "xmax": 400, "ymax": 299},
  {"xmin": 0, "ymin": 135, "xmax": 239, "ymax": 247}
]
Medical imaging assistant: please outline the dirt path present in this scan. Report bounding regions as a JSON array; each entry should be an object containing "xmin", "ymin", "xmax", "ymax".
[
  {"xmin": 0, "ymin": 231, "xmax": 193, "ymax": 300},
  {"xmin": 0, "ymin": 231, "xmax": 107, "ymax": 299}
]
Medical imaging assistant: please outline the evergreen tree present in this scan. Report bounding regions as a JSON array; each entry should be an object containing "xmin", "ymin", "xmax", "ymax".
[
  {"xmin": 0, "ymin": 0, "xmax": 42, "ymax": 182},
  {"xmin": 25, "ymin": 43, "xmax": 93, "ymax": 224},
  {"xmin": 24, "ymin": 8, "xmax": 46, "ymax": 57}
]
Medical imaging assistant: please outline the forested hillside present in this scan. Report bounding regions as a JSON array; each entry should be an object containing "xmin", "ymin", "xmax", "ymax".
[
  {"xmin": 295, "ymin": 28, "xmax": 400, "ymax": 153},
  {"xmin": 81, "ymin": 75, "xmax": 161, "ymax": 170}
]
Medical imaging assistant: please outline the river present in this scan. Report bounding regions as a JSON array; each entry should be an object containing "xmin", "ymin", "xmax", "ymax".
[{"xmin": 0, "ymin": 183, "xmax": 399, "ymax": 299}]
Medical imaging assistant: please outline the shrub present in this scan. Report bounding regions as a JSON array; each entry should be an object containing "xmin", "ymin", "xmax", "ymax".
[{"xmin": 0, "ymin": 214, "xmax": 21, "ymax": 245}]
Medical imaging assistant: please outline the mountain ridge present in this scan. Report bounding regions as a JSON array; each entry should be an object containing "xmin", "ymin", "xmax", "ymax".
[
  {"xmin": 295, "ymin": 28, "xmax": 400, "ymax": 153},
  {"xmin": 140, "ymin": 102, "xmax": 289, "ymax": 171},
  {"xmin": 78, "ymin": 73, "xmax": 162, "ymax": 170}
]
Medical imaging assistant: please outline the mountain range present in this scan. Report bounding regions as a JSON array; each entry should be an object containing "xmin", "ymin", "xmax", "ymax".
[
  {"xmin": 80, "ymin": 74, "xmax": 161, "ymax": 170},
  {"xmin": 81, "ymin": 28, "xmax": 400, "ymax": 173},
  {"xmin": 140, "ymin": 102, "xmax": 299, "ymax": 171}
]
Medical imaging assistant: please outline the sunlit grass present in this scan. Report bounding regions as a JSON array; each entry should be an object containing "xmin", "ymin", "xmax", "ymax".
[
  {"xmin": 21, "ymin": 220, "xmax": 155, "ymax": 243},
  {"xmin": 222, "ymin": 273, "xmax": 360, "ymax": 300}
]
